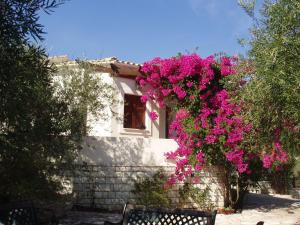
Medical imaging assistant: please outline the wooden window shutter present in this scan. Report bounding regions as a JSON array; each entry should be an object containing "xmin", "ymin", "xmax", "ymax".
[{"xmin": 124, "ymin": 94, "xmax": 146, "ymax": 129}]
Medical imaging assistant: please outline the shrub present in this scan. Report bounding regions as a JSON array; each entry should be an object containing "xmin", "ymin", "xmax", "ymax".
[
  {"xmin": 179, "ymin": 183, "xmax": 214, "ymax": 211},
  {"xmin": 132, "ymin": 169, "xmax": 172, "ymax": 207}
]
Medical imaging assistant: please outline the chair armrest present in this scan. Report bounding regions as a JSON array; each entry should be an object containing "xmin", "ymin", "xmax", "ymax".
[{"xmin": 104, "ymin": 221, "xmax": 122, "ymax": 225}]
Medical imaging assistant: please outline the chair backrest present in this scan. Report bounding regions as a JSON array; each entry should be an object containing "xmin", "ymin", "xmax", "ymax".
[
  {"xmin": 123, "ymin": 206, "xmax": 217, "ymax": 225},
  {"xmin": 0, "ymin": 201, "xmax": 38, "ymax": 225}
]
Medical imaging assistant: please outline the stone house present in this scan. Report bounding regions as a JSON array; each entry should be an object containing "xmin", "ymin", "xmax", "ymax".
[{"xmin": 51, "ymin": 56, "xmax": 224, "ymax": 210}]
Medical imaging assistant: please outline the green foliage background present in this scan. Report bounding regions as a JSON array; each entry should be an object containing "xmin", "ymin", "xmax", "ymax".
[{"xmin": 237, "ymin": 0, "xmax": 300, "ymax": 152}]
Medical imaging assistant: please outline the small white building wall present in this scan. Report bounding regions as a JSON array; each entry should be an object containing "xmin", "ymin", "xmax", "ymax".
[{"xmin": 77, "ymin": 71, "xmax": 224, "ymax": 209}]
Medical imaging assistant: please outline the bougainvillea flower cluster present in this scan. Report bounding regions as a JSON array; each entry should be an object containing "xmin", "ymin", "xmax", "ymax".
[
  {"xmin": 262, "ymin": 146, "xmax": 288, "ymax": 171},
  {"xmin": 149, "ymin": 111, "xmax": 158, "ymax": 121},
  {"xmin": 136, "ymin": 54, "xmax": 288, "ymax": 184}
]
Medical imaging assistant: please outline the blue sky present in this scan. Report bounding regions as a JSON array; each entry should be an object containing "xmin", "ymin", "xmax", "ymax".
[{"xmin": 39, "ymin": 0, "xmax": 257, "ymax": 64}]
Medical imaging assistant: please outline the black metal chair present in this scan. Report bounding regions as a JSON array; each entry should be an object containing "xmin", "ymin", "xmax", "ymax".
[
  {"xmin": 105, "ymin": 203, "xmax": 217, "ymax": 225},
  {"xmin": 0, "ymin": 201, "xmax": 58, "ymax": 225}
]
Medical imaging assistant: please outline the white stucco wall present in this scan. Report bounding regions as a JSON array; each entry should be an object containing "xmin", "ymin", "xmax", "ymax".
[
  {"xmin": 79, "ymin": 136, "xmax": 178, "ymax": 166},
  {"xmin": 85, "ymin": 72, "xmax": 114, "ymax": 136},
  {"xmin": 86, "ymin": 73, "xmax": 167, "ymax": 139}
]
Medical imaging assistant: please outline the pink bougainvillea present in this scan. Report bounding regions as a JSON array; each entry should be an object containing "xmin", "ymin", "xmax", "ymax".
[
  {"xmin": 137, "ymin": 53, "xmax": 289, "ymax": 184},
  {"xmin": 149, "ymin": 111, "xmax": 158, "ymax": 121},
  {"xmin": 262, "ymin": 141, "xmax": 288, "ymax": 170},
  {"xmin": 140, "ymin": 95, "xmax": 148, "ymax": 103}
]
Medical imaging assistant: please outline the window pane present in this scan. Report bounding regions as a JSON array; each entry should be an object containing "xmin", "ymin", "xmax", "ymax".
[{"xmin": 123, "ymin": 94, "xmax": 146, "ymax": 129}]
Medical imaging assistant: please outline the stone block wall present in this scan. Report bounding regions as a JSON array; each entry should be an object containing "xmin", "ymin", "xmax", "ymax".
[{"xmin": 70, "ymin": 164, "xmax": 224, "ymax": 211}]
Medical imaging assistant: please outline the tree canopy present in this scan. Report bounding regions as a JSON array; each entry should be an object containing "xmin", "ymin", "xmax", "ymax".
[
  {"xmin": 237, "ymin": 0, "xmax": 300, "ymax": 163},
  {"xmin": 0, "ymin": 0, "xmax": 79, "ymax": 201}
]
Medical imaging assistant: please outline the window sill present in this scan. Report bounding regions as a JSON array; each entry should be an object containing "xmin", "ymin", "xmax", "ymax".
[{"xmin": 119, "ymin": 128, "xmax": 151, "ymax": 137}]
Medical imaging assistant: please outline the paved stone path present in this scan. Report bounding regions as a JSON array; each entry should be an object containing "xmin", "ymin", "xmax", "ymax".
[
  {"xmin": 60, "ymin": 193, "xmax": 300, "ymax": 225},
  {"xmin": 216, "ymin": 193, "xmax": 300, "ymax": 225}
]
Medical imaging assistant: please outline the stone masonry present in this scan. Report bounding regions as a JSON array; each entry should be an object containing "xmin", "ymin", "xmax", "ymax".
[{"xmin": 70, "ymin": 164, "xmax": 224, "ymax": 211}]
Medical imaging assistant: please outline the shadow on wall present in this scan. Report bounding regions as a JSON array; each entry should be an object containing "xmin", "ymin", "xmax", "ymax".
[
  {"xmin": 79, "ymin": 136, "xmax": 145, "ymax": 166},
  {"xmin": 79, "ymin": 136, "xmax": 177, "ymax": 166}
]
